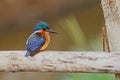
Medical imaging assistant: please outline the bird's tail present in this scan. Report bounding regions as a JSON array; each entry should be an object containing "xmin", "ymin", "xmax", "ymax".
[{"xmin": 24, "ymin": 51, "xmax": 30, "ymax": 57}]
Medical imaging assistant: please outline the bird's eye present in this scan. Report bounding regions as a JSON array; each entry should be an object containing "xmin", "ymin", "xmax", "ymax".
[{"xmin": 43, "ymin": 29, "xmax": 45, "ymax": 31}]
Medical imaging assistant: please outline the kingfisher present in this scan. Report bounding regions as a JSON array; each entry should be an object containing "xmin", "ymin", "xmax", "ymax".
[{"xmin": 25, "ymin": 21, "xmax": 58, "ymax": 57}]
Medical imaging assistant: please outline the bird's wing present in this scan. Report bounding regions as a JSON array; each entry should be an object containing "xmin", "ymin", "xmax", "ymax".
[{"xmin": 26, "ymin": 32, "xmax": 45, "ymax": 53}]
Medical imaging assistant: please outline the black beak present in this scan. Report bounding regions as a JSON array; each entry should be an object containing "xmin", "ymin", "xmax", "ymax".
[{"xmin": 46, "ymin": 29, "xmax": 58, "ymax": 34}]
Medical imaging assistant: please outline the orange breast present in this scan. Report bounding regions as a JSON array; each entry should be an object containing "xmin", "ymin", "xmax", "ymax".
[{"xmin": 39, "ymin": 32, "xmax": 50, "ymax": 50}]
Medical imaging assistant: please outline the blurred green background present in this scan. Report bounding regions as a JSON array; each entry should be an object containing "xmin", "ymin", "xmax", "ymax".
[{"xmin": 0, "ymin": 0, "xmax": 115, "ymax": 80}]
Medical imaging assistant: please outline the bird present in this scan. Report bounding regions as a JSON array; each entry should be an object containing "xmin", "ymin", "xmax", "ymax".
[{"xmin": 25, "ymin": 21, "xmax": 58, "ymax": 57}]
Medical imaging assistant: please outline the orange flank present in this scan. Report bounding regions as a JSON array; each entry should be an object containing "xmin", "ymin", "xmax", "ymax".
[{"xmin": 37, "ymin": 30, "xmax": 50, "ymax": 51}]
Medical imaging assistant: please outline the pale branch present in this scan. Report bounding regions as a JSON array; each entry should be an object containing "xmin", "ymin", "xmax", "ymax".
[
  {"xmin": 0, "ymin": 51, "xmax": 120, "ymax": 73},
  {"xmin": 101, "ymin": 0, "xmax": 120, "ymax": 80}
]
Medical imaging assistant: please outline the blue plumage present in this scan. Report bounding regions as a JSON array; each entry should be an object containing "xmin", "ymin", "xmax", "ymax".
[
  {"xmin": 25, "ymin": 32, "xmax": 45, "ymax": 57},
  {"xmin": 34, "ymin": 21, "xmax": 49, "ymax": 31},
  {"xmin": 25, "ymin": 21, "xmax": 58, "ymax": 57}
]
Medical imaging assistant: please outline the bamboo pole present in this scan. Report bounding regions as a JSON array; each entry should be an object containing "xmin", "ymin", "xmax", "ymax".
[
  {"xmin": 0, "ymin": 51, "xmax": 120, "ymax": 73},
  {"xmin": 101, "ymin": 0, "xmax": 120, "ymax": 80}
]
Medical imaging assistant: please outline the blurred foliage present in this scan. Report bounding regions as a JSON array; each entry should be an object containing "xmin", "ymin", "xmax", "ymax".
[
  {"xmin": 60, "ymin": 73, "xmax": 115, "ymax": 80},
  {"xmin": 0, "ymin": 0, "xmax": 115, "ymax": 80},
  {"xmin": 59, "ymin": 15, "xmax": 86, "ymax": 50}
]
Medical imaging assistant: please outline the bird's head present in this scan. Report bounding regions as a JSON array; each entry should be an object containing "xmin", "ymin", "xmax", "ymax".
[{"xmin": 34, "ymin": 21, "xmax": 58, "ymax": 34}]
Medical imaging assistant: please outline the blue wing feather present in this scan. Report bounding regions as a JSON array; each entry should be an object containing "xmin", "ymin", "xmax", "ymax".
[
  {"xmin": 25, "ymin": 32, "xmax": 45, "ymax": 57},
  {"xmin": 24, "ymin": 50, "xmax": 30, "ymax": 57}
]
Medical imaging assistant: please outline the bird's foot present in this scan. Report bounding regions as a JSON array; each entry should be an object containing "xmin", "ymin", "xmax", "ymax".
[{"xmin": 38, "ymin": 50, "xmax": 45, "ymax": 53}]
